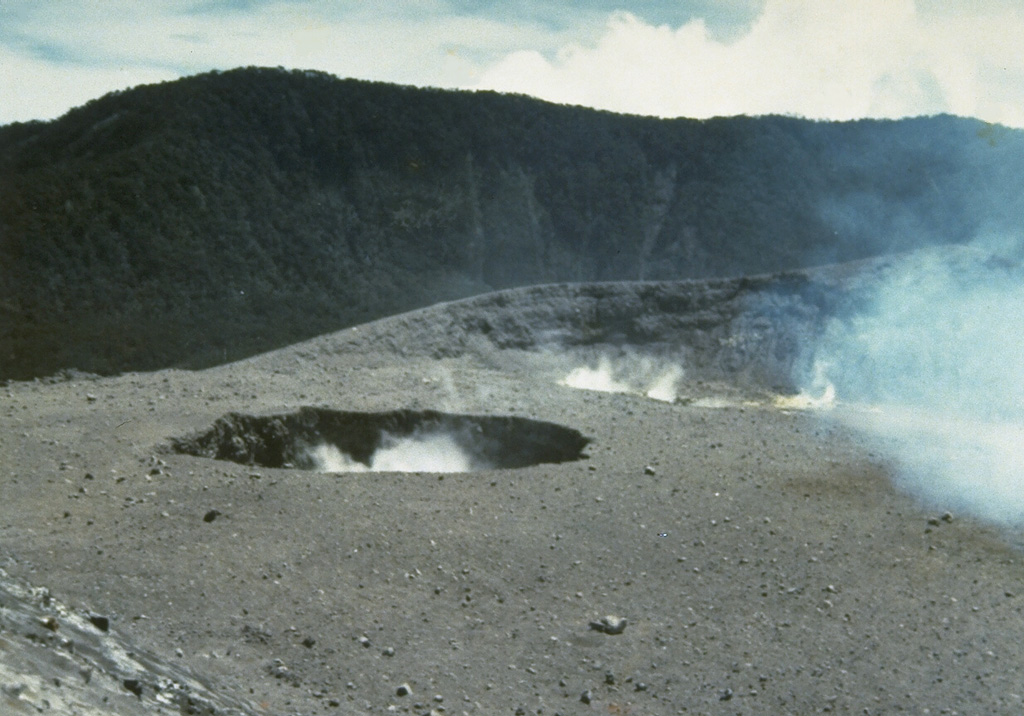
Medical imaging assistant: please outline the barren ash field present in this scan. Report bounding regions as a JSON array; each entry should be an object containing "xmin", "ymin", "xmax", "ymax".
[{"xmin": 4, "ymin": 257, "xmax": 1024, "ymax": 716}]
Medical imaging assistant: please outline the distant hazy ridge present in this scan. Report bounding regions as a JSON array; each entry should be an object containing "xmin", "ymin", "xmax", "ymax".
[{"xmin": 2, "ymin": 67, "xmax": 1023, "ymax": 380}]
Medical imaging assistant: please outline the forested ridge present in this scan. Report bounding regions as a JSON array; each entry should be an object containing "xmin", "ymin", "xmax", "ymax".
[{"xmin": 2, "ymin": 66, "xmax": 1023, "ymax": 380}]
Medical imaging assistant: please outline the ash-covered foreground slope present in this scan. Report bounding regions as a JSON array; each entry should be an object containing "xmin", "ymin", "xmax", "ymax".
[
  {"xmin": 4, "ymin": 66, "xmax": 1024, "ymax": 380},
  {"xmin": 5, "ymin": 261, "xmax": 1024, "ymax": 715},
  {"xmin": 0, "ymin": 567, "xmax": 258, "ymax": 716}
]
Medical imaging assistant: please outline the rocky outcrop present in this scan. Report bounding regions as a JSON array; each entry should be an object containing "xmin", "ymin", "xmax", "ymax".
[{"xmin": 0, "ymin": 569, "xmax": 259, "ymax": 716}]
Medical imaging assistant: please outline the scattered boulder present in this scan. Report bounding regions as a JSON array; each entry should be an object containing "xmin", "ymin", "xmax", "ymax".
[
  {"xmin": 87, "ymin": 613, "xmax": 110, "ymax": 632},
  {"xmin": 589, "ymin": 615, "xmax": 628, "ymax": 635}
]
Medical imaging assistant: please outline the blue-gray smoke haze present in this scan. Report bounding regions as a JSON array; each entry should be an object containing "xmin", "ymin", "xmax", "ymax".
[{"xmin": 803, "ymin": 235, "xmax": 1024, "ymax": 525}]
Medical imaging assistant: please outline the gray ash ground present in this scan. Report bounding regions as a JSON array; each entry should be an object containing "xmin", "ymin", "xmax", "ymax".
[{"xmin": 4, "ymin": 264, "xmax": 1024, "ymax": 715}]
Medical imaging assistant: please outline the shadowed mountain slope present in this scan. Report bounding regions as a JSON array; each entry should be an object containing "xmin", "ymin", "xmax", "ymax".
[{"xmin": 2, "ymin": 67, "xmax": 1023, "ymax": 380}]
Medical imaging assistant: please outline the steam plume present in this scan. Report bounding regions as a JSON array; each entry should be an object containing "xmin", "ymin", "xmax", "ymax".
[
  {"xmin": 802, "ymin": 237, "xmax": 1024, "ymax": 525},
  {"xmin": 559, "ymin": 354, "xmax": 684, "ymax": 403},
  {"xmin": 561, "ymin": 356, "xmax": 633, "ymax": 394},
  {"xmin": 309, "ymin": 431, "xmax": 478, "ymax": 473}
]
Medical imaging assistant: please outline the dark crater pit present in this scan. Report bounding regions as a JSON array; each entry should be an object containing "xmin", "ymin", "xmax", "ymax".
[{"xmin": 171, "ymin": 408, "xmax": 591, "ymax": 472}]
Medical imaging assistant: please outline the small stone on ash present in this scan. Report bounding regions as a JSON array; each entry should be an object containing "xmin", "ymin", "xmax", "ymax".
[{"xmin": 589, "ymin": 615, "xmax": 628, "ymax": 634}]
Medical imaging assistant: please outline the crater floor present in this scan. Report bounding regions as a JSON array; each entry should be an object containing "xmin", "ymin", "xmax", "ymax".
[{"xmin": 3, "ymin": 282, "xmax": 1024, "ymax": 715}]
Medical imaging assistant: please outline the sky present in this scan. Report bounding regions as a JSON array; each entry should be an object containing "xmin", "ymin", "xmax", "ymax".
[{"xmin": 2, "ymin": 0, "xmax": 1024, "ymax": 127}]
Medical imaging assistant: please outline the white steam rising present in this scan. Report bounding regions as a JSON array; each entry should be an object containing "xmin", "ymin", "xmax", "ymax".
[
  {"xmin": 804, "ymin": 238, "xmax": 1024, "ymax": 524},
  {"xmin": 645, "ymin": 365, "xmax": 685, "ymax": 402},
  {"xmin": 560, "ymin": 355, "xmax": 683, "ymax": 402},
  {"xmin": 309, "ymin": 431, "xmax": 477, "ymax": 473},
  {"xmin": 561, "ymin": 357, "xmax": 631, "ymax": 394},
  {"xmin": 775, "ymin": 361, "xmax": 837, "ymax": 411}
]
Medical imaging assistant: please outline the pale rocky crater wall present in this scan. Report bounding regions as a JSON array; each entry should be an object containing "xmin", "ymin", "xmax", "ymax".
[{"xmin": 269, "ymin": 262, "xmax": 876, "ymax": 392}]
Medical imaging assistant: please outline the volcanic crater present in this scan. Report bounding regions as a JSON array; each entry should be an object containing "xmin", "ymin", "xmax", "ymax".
[
  {"xmin": 170, "ymin": 408, "xmax": 591, "ymax": 472},
  {"xmin": 4, "ymin": 261, "xmax": 1024, "ymax": 716}
]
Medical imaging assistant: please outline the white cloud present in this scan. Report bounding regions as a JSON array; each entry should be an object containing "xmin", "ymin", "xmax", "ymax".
[
  {"xmin": 0, "ymin": 1, "xmax": 583, "ymax": 124},
  {"xmin": 1, "ymin": 0, "xmax": 1023, "ymax": 127},
  {"xmin": 474, "ymin": 0, "xmax": 1024, "ymax": 127},
  {"xmin": 0, "ymin": 46, "xmax": 178, "ymax": 125}
]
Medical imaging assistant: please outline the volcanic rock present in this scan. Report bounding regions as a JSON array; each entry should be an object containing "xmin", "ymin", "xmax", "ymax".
[
  {"xmin": 589, "ymin": 615, "xmax": 628, "ymax": 635},
  {"xmin": 202, "ymin": 509, "xmax": 221, "ymax": 523}
]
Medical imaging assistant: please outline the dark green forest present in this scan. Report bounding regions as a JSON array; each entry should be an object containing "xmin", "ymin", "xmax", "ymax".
[{"xmin": 2, "ymin": 67, "xmax": 1023, "ymax": 381}]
